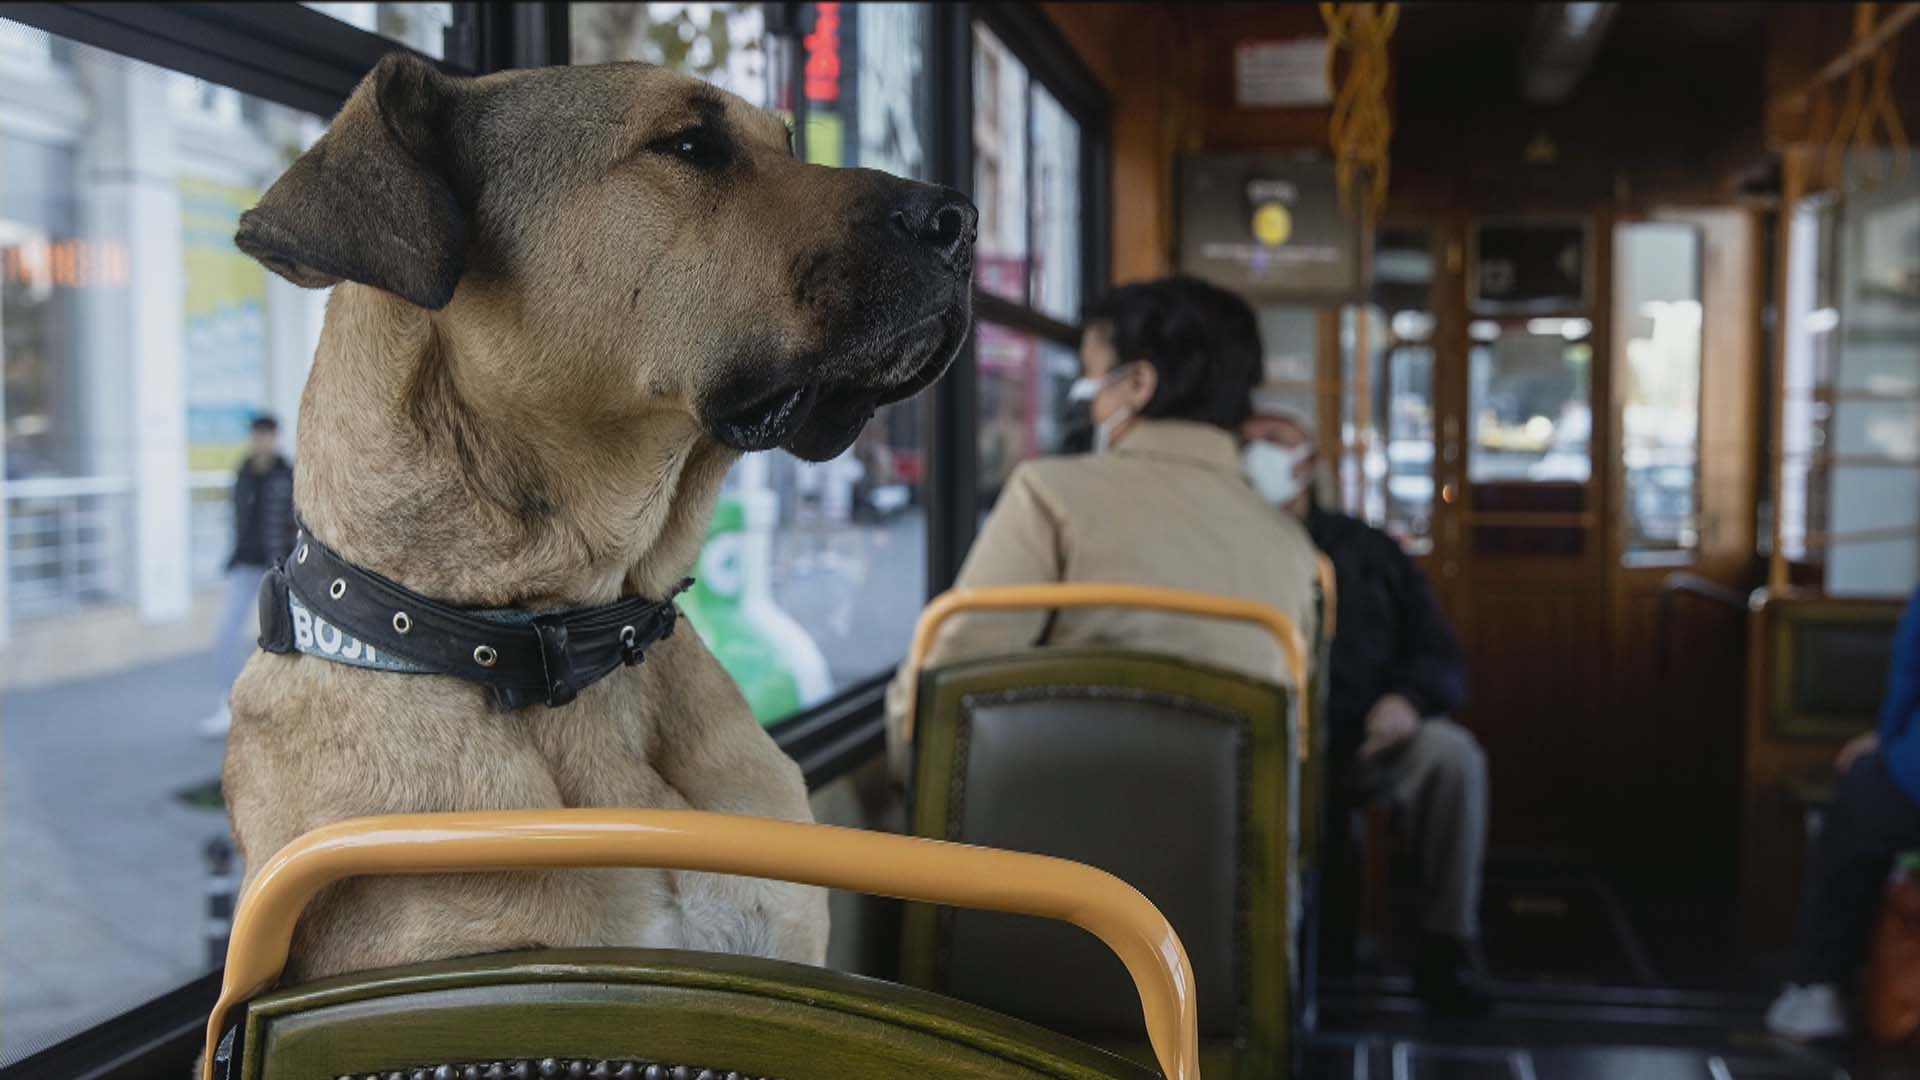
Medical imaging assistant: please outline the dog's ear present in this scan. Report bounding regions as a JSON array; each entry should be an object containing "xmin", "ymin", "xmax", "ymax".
[{"xmin": 236, "ymin": 52, "xmax": 465, "ymax": 310}]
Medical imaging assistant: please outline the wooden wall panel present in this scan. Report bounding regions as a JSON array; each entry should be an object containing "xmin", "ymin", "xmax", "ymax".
[{"xmin": 1043, "ymin": 2, "xmax": 1333, "ymax": 285}]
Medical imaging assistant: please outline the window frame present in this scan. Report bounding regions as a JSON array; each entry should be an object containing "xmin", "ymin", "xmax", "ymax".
[{"xmin": 0, "ymin": 4, "xmax": 1110, "ymax": 1071}]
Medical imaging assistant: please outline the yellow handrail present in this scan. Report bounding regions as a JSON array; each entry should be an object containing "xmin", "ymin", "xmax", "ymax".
[
  {"xmin": 202, "ymin": 809, "xmax": 1200, "ymax": 1080},
  {"xmin": 901, "ymin": 583, "xmax": 1310, "ymax": 759}
]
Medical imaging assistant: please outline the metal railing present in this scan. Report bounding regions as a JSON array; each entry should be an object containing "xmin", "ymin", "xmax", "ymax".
[{"xmin": 3, "ymin": 475, "xmax": 134, "ymax": 621}]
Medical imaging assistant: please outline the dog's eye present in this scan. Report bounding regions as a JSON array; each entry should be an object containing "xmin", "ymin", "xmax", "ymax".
[{"xmin": 648, "ymin": 126, "xmax": 729, "ymax": 171}]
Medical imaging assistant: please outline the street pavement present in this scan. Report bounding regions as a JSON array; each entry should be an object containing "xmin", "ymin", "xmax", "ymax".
[{"xmin": 1, "ymin": 649, "xmax": 230, "ymax": 1062}]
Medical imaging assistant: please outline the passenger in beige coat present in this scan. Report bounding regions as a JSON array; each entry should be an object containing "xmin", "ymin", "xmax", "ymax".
[{"xmin": 885, "ymin": 276, "xmax": 1321, "ymax": 777}]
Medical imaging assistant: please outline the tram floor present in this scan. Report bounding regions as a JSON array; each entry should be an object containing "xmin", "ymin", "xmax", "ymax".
[{"xmin": 1305, "ymin": 981, "xmax": 1916, "ymax": 1080}]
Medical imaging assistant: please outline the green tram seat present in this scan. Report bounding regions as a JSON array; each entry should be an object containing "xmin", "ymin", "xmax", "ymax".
[
  {"xmin": 202, "ymin": 809, "xmax": 1203, "ymax": 1080},
  {"xmin": 902, "ymin": 647, "xmax": 1299, "ymax": 1079}
]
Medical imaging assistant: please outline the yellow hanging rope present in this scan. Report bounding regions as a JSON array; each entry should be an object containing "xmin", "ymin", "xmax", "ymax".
[
  {"xmin": 1320, "ymin": 3, "xmax": 1399, "ymax": 230},
  {"xmin": 1822, "ymin": 2, "xmax": 1911, "ymax": 190}
]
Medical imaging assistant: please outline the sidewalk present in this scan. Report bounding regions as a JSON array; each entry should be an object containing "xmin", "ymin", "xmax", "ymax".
[{"xmin": 0, "ymin": 650, "xmax": 230, "ymax": 1062}]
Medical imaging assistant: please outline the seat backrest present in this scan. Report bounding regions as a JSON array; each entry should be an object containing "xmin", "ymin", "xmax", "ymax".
[{"xmin": 903, "ymin": 648, "xmax": 1294, "ymax": 1076}]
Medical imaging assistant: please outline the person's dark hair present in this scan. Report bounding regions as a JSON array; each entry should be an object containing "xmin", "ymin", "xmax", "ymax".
[
  {"xmin": 250, "ymin": 414, "xmax": 280, "ymax": 434},
  {"xmin": 1082, "ymin": 275, "xmax": 1262, "ymax": 432}
]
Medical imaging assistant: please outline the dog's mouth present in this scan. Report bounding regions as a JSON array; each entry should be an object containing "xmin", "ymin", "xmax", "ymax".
[{"xmin": 708, "ymin": 303, "xmax": 968, "ymax": 462}]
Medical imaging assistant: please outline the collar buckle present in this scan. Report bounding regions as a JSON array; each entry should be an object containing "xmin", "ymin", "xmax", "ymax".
[{"xmin": 532, "ymin": 617, "xmax": 577, "ymax": 707}]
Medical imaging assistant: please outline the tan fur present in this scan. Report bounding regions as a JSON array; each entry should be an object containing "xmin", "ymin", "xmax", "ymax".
[{"xmin": 222, "ymin": 55, "xmax": 972, "ymax": 983}]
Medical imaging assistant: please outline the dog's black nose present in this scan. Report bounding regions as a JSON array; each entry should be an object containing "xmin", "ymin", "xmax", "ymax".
[{"xmin": 892, "ymin": 187, "xmax": 977, "ymax": 271}]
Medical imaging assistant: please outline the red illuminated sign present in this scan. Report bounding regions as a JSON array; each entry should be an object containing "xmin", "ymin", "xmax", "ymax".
[{"xmin": 803, "ymin": 2, "xmax": 841, "ymax": 104}]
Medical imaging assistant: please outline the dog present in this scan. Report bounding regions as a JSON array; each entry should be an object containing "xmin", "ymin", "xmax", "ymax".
[{"xmin": 220, "ymin": 52, "xmax": 974, "ymax": 982}]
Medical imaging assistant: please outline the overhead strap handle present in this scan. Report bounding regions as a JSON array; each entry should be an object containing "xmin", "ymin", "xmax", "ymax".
[{"xmin": 202, "ymin": 809, "xmax": 1200, "ymax": 1080}]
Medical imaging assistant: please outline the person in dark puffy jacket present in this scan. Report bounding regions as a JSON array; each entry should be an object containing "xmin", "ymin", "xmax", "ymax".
[
  {"xmin": 200, "ymin": 414, "xmax": 295, "ymax": 738},
  {"xmin": 1243, "ymin": 407, "xmax": 1491, "ymax": 1016}
]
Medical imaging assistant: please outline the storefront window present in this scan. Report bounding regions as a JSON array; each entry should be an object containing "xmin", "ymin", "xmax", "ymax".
[
  {"xmin": 570, "ymin": 3, "xmax": 932, "ymax": 723},
  {"xmin": 0, "ymin": 24, "xmax": 324, "ymax": 1063},
  {"xmin": 972, "ymin": 23, "xmax": 1028, "ymax": 305},
  {"xmin": 1030, "ymin": 84, "xmax": 1080, "ymax": 323}
]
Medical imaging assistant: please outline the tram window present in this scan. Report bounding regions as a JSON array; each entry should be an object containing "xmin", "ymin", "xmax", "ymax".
[
  {"xmin": 0, "ymin": 23, "xmax": 327, "ymax": 1063},
  {"xmin": 976, "ymin": 321, "xmax": 1079, "ymax": 505},
  {"xmin": 301, "ymin": 3, "xmax": 470, "ymax": 64},
  {"xmin": 968, "ymin": 15, "xmax": 1094, "ymax": 514},
  {"xmin": 1616, "ymin": 222, "xmax": 1704, "ymax": 561},
  {"xmin": 1778, "ymin": 197, "xmax": 1840, "ymax": 568},
  {"xmin": 1339, "ymin": 228, "xmax": 1437, "ymax": 549},
  {"xmin": 1779, "ymin": 160, "xmax": 1920, "ymax": 595},
  {"xmin": 1826, "ymin": 159, "xmax": 1920, "ymax": 594},
  {"xmin": 1379, "ymin": 323, "xmax": 1437, "ymax": 547},
  {"xmin": 1466, "ymin": 319, "xmax": 1595, "ymax": 484},
  {"xmin": 569, "ymin": 3, "xmax": 937, "ymax": 724}
]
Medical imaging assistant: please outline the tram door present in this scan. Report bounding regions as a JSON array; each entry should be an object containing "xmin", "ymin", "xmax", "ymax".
[
  {"xmin": 1352, "ymin": 211, "xmax": 1761, "ymax": 954},
  {"xmin": 1348, "ymin": 218, "xmax": 1613, "ymax": 856}
]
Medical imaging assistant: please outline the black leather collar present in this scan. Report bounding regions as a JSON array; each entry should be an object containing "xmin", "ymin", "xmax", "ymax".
[{"xmin": 257, "ymin": 523, "xmax": 689, "ymax": 711}]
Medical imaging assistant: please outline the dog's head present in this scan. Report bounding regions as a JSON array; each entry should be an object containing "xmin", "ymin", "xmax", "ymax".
[{"xmin": 237, "ymin": 53, "xmax": 974, "ymax": 462}]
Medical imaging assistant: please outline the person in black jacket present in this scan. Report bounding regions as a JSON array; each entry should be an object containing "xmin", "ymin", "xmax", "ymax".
[
  {"xmin": 200, "ymin": 414, "xmax": 296, "ymax": 737},
  {"xmin": 1243, "ymin": 407, "xmax": 1491, "ymax": 1015}
]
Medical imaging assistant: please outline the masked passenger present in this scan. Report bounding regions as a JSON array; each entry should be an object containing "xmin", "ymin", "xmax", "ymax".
[
  {"xmin": 1243, "ymin": 408, "xmax": 1492, "ymax": 1016},
  {"xmin": 885, "ymin": 276, "xmax": 1322, "ymax": 778}
]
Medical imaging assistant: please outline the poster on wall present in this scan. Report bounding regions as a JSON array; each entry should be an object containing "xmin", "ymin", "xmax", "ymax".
[
  {"xmin": 180, "ymin": 177, "xmax": 268, "ymax": 473},
  {"xmin": 1177, "ymin": 153, "xmax": 1358, "ymax": 300},
  {"xmin": 1234, "ymin": 39, "xmax": 1332, "ymax": 107}
]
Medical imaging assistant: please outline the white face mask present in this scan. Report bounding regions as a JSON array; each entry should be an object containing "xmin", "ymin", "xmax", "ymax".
[
  {"xmin": 1243, "ymin": 440, "xmax": 1313, "ymax": 507},
  {"xmin": 1076, "ymin": 364, "xmax": 1139, "ymax": 455},
  {"xmin": 1092, "ymin": 406, "xmax": 1132, "ymax": 455}
]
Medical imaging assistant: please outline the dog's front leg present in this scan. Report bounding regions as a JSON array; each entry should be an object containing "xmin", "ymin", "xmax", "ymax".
[{"xmin": 634, "ymin": 635, "xmax": 831, "ymax": 965}]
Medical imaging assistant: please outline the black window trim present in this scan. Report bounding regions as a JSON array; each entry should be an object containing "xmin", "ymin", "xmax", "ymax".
[
  {"xmin": 0, "ymin": 972, "xmax": 218, "ymax": 1080},
  {"xmin": 2, "ymin": 3, "xmax": 489, "ymax": 118}
]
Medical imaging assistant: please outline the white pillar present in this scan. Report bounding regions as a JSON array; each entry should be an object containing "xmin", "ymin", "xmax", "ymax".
[
  {"xmin": 78, "ymin": 54, "xmax": 191, "ymax": 623},
  {"xmin": 265, "ymin": 276, "xmax": 324, "ymax": 451}
]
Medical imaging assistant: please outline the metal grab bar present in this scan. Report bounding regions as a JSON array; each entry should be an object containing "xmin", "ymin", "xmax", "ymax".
[{"xmin": 202, "ymin": 809, "xmax": 1201, "ymax": 1080}]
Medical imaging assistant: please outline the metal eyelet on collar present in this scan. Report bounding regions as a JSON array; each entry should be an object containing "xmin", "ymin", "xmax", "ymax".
[
  {"xmin": 620, "ymin": 625, "xmax": 637, "ymax": 647},
  {"xmin": 296, "ymin": 544, "xmax": 309, "ymax": 564},
  {"xmin": 329, "ymin": 578, "xmax": 346, "ymax": 600},
  {"xmin": 392, "ymin": 612, "xmax": 412, "ymax": 634},
  {"xmin": 473, "ymin": 644, "xmax": 498, "ymax": 668}
]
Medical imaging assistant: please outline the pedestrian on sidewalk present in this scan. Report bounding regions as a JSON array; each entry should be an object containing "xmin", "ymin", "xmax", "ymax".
[{"xmin": 199, "ymin": 414, "xmax": 294, "ymax": 738}]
